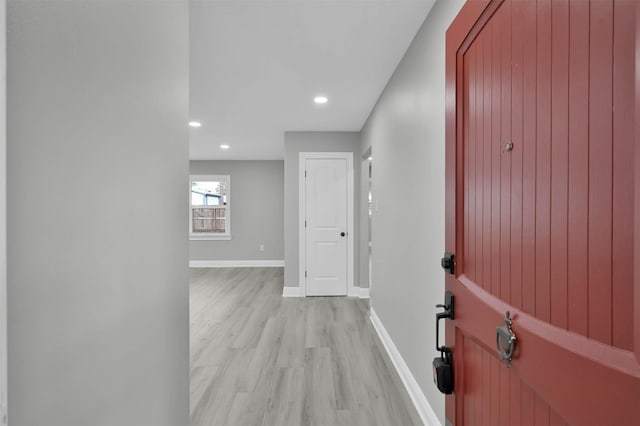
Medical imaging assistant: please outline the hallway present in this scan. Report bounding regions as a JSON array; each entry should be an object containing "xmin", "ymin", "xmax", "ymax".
[{"xmin": 190, "ymin": 267, "xmax": 421, "ymax": 426}]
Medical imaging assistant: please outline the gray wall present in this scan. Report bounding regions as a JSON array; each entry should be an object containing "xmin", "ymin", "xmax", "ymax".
[
  {"xmin": 0, "ymin": 0, "xmax": 5, "ymax": 416},
  {"xmin": 360, "ymin": 0, "xmax": 464, "ymax": 424},
  {"xmin": 190, "ymin": 160, "xmax": 284, "ymax": 261},
  {"xmin": 7, "ymin": 2, "xmax": 189, "ymax": 425},
  {"xmin": 283, "ymin": 131, "xmax": 361, "ymax": 289}
]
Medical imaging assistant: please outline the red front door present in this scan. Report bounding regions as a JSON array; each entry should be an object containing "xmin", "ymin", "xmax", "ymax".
[{"xmin": 444, "ymin": 1, "xmax": 640, "ymax": 425}]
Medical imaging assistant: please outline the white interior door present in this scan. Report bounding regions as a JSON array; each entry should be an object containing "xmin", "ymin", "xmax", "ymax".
[{"xmin": 304, "ymin": 157, "xmax": 348, "ymax": 296}]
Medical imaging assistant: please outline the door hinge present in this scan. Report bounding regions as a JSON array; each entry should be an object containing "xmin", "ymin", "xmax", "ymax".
[
  {"xmin": 305, "ymin": 270, "xmax": 307, "ymax": 278},
  {"xmin": 304, "ymin": 220, "xmax": 307, "ymax": 228},
  {"xmin": 305, "ymin": 170, "xmax": 307, "ymax": 178}
]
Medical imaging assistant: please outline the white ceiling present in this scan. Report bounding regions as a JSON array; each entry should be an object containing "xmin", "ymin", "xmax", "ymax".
[{"xmin": 189, "ymin": 0, "xmax": 436, "ymax": 160}]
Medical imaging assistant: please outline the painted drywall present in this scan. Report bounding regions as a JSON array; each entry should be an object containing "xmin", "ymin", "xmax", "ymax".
[
  {"xmin": 190, "ymin": 160, "xmax": 284, "ymax": 262},
  {"xmin": 0, "ymin": 0, "xmax": 6, "ymax": 419},
  {"xmin": 360, "ymin": 0, "xmax": 465, "ymax": 424},
  {"xmin": 7, "ymin": 2, "xmax": 189, "ymax": 425},
  {"xmin": 283, "ymin": 132, "xmax": 361, "ymax": 289}
]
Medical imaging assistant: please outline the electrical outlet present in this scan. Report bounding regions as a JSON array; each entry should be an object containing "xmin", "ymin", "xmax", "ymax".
[{"xmin": 259, "ymin": 244, "xmax": 264, "ymax": 251}]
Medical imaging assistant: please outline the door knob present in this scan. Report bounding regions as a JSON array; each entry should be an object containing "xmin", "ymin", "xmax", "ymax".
[{"xmin": 340, "ymin": 232, "xmax": 346, "ymax": 237}]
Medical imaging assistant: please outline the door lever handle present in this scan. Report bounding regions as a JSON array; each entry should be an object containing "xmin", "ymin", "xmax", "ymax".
[
  {"xmin": 433, "ymin": 292, "xmax": 455, "ymax": 395},
  {"xmin": 435, "ymin": 292, "xmax": 454, "ymax": 352},
  {"xmin": 436, "ymin": 306, "xmax": 450, "ymax": 321}
]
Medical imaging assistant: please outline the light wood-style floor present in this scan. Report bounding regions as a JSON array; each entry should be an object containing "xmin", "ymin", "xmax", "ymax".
[{"xmin": 190, "ymin": 267, "xmax": 422, "ymax": 426}]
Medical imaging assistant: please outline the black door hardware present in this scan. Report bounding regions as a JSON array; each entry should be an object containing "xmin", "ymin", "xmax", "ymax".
[
  {"xmin": 433, "ymin": 291, "xmax": 455, "ymax": 394},
  {"xmin": 496, "ymin": 311, "xmax": 517, "ymax": 367},
  {"xmin": 441, "ymin": 252, "xmax": 455, "ymax": 275},
  {"xmin": 340, "ymin": 232, "xmax": 346, "ymax": 237},
  {"xmin": 433, "ymin": 350, "xmax": 453, "ymax": 395}
]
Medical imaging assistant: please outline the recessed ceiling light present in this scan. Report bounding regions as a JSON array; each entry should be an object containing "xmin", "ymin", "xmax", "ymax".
[
  {"xmin": 368, "ymin": 156, "xmax": 372, "ymax": 160},
  {"xmin": 189, "ymin": 121, "xmax": 202, "ymax": 128},
  {"xmin": 314, "ymin": 96, "xmax": 328, "ymax": 104},
  {"xmin": 220, "ymin": 144, "xmax": 230, "ymax": 150}
]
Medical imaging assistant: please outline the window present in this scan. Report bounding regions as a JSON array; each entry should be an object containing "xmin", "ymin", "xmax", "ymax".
[{"xmin": 190, "ymin": 175, "xmax": 230, "ymax": 240}]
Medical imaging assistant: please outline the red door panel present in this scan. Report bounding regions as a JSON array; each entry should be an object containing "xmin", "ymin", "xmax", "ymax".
[
  {"xmin": 612, "ymin": 0, "xmax": 635, "ymax": 352},
  {"xmin": 566, "ymin": 0, "xmax": 589, "ymax": 339},
  {"xmin": 549, "ymin": 0, "xmax": 569, "ymax": 332},
  {"xmin": 462, "ymin": 336, "xmax": 568, "ymax": 426},
  {"xmin": 445, "ymin": 1, "xmax": 640, "ymax": 425}
]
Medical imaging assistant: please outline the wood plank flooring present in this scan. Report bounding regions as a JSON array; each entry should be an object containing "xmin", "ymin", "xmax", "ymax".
[{"xmin": 190, "ymin": 267, "xmax": 422, "ymax": 426}]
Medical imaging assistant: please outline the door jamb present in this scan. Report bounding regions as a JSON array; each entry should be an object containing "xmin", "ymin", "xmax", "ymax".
[{"xmin": 299, "ymin": 152, "xmax": 354, "ymax": 297}]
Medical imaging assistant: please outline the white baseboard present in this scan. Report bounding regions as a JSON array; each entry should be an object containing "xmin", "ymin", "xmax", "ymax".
[
  {"xmin": 285, "ymin": 286, "xmax": 366, "ymax": 298},
  {"xmin": 370, "ymin": 308, "xmax": 441, "ymax": 426},
  {"xmin": 282, "ymin": 286, "xmax": 303, "ymax": 298},
  {"xmin": 189, "ymin": 260, "xmax": 284, "ymax": 268},
  {"xmin": 347, "ymin": 287, "xmax": 370, "ymax": 298}
]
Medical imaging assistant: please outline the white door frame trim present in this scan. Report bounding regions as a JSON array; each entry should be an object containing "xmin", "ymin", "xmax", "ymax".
[{"xmin": 299, "ymin": 152, "xmax": 354, "ymax": 297}]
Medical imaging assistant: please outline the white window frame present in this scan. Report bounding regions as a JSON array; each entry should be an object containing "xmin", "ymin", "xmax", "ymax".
[{"xmin": 189, "ymin": 175, "xmax": 231, "ymax": 240}]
